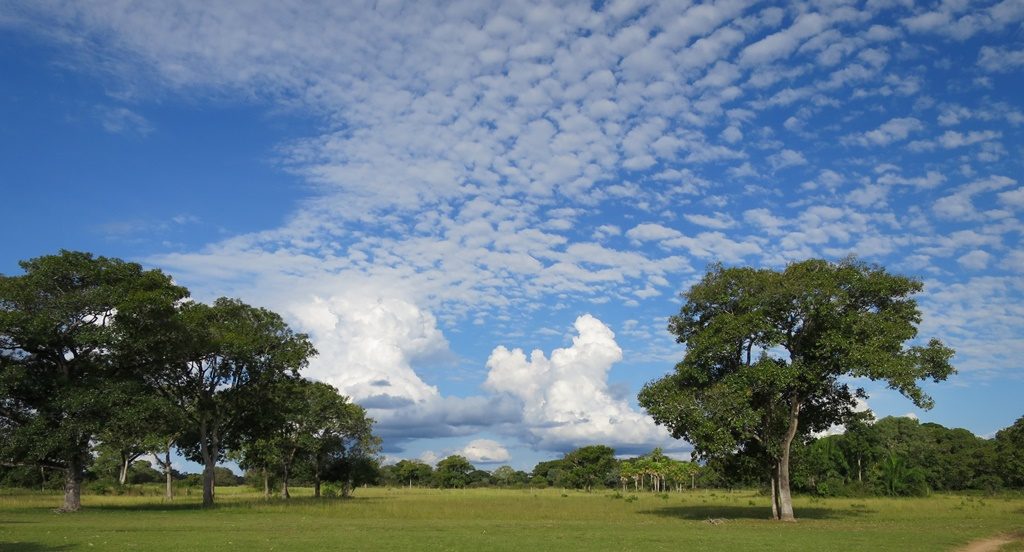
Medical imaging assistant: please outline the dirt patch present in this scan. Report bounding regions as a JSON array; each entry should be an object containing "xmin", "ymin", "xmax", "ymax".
[{"xmin": 958, "ymin": 532, "xmax": 1024, "ymax": 552}]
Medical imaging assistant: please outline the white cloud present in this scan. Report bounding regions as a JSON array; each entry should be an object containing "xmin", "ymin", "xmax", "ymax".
[
  {"xmin": 767, "ymin": 148, "xmax": 808, "ymax": 170},
  {"xmin": 98, "ymin": 106, "xmax": 153, "ymax": 136},
  {"xmin": 978, "ymin": 46, "xmax": 1024, "ymax": 72},
  {"xmin": 458, "ymin": 439, "xmax": 511, "ymax": 463},
  {"xmin": 957, "ymin": 250, "xmax": 992, "ymax": 270},
  {"xmin": 739, "ymin": 12, "xmax": 828, "ymax": 66},
  {"xmin": 484, "ymin": 314, "xmax": 671, "ymax": 452},
  {"xmin": 684, "ymin": 212, "xmax": 735, "ymax": 229},
  {"xmin": 844, "ymin": 117, "xmax": 923, "ymax": 146},
  {"xmin": 625, "ymin": 223, "xmax": 682, "ymax": 242}
]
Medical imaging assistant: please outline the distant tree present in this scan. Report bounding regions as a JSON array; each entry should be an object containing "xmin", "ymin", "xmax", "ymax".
[
  {"xmin": 146, "ymin": 298, "xmax": 316, "ymax": 507},
  {"xmin": 393, "ymin": 459, "xmax": 433, "ymax": 487},
  {"xmin": 434, "ymin": 455, "xmax": 474, "ymax": 488},
  {"xmin": 531, "ymin": 459, "xmax": 565, "ymax": 487},
  {"xmin": 639, "ymin": 259, "xmax": 954, "ymax": 520},
  {"xmin": 839, "ymin": 415, "xmax": 881, "ymax": 485},
  {"xmin": 0, "ymin": 251, "xmax": 186, "ymax": 511},
  {"xmin": 95, "ymin": 386, "xmax": 182, "ymax": 487},
  {"xmin": 563, "ymin": 445, "xmax": 616, "ymax": 491},
  {"xmin": 491, "ymin": 465, "xmax": 526, "ymax": 487},
  {"xmin": 995, "ymin": 416, "xmax": 1024, "ymax": 488}
]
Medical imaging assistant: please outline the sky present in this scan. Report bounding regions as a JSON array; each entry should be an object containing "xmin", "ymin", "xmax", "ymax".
[{"xmin": 1, "ymin": 0, "xmax": 1022, "ymax": 471}]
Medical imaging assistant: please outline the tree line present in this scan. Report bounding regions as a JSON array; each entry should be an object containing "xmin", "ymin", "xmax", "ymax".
[
  {"xmin": 372, "ymin": 413, "xmax": 1023, "ymax": 495},
  {"xmin": 0, "ymin": 251, "xmax": 378, "ymax": 511}
]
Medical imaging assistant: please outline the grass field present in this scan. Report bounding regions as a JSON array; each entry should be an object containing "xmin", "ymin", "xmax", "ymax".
[{"xmin": 1, "ymin": 486, "xmax": 1022, "ymax": 551}]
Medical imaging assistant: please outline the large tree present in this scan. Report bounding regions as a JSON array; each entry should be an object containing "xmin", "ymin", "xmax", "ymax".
[
  {"xmin": 148, "ymin": 297, "xmax": 315, "ymax": 507},
  {"xmin": 0, "ymin": 251, "xmax": 186, "ymax": 511},
  {"xmin": 639, "ymin": 259, "xmax": 954, "ymax": 521}
]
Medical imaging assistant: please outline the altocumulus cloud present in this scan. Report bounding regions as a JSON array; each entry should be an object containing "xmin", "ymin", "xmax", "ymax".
[{"xmin": 4, "ymin": 0, "xmax": 1023, "ymax": 462}]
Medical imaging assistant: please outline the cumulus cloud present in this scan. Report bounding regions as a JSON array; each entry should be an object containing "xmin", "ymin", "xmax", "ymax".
[
  {"xmin": 458, "ymin": 439, "xmax": 511, "ymax": 463},
  {"xmin": 484, "ymin": 314, "xmax": 672, "ymax": 452}
]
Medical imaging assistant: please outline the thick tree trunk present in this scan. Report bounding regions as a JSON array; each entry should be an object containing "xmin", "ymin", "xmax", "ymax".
[
  {"xmin": 777, "ymin": 399, "xmax": 802, "ymax": 522},
  {"xmin": 60, "ymin": 454, "xmax": 84, "ymax": 512}
]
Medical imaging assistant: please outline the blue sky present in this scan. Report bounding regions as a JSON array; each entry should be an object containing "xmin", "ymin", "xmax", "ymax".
[{"xmin": 1, "ymin": 0, "xmax": 1022, "ymax": 471}]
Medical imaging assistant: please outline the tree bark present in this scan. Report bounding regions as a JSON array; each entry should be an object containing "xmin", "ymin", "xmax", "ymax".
[
  {"xmin": 164, "ymin": 447, "xmax": 173, "ymax": 500},
  {"xmin": 199, "ymin": 420, "xmax": 218, "ymax": 507},
  {"xmin": 282, "ymin": 446, "xmax": 297, "ymax": 499},
  {"xmin": 777, "ymin": 398, "xmax": 802, "ymax": 522},
  {"xmin": 282, "ymin": 463, "xmax": 290, "ymax": 499},
  {"xmin": 60, "ymin": 453, "xmax": 84, "ymax": 512},
  {"xmin": 263, "ymin": 468, "xmax": 270, "ymax": 499},
  {"xmin": 770, "ymin": 463, "xmax": 781, "ymax": 520},
  {"xmin": 313, "ymin": 457, "xmax": 322, "ymax": 498},
  {"xmin": 119, "ymin": 453, "xmax": 130, "ymax": 486}
]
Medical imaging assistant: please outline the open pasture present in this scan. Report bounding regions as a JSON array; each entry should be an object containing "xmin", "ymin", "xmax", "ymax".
[{"xmin": 1, "ymin": 487, "xmax": 1022, "ymax": 551}]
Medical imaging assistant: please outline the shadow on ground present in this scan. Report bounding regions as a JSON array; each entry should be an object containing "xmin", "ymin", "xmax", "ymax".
[
  {"xmin": 85, "ymin": 495, "xmax": 386, "ymax": 512},
  {"xmin": 0, "ymin": 542, "xmax": 74, "ymax": 551},
  {"xmin": 640, "ymin": 504, "xmax": 874, "ymax": 520}
]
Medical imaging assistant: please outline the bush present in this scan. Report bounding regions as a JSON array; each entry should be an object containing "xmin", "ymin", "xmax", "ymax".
[{"xmin": 321, "ymin": 483, "xmax": 341, "ymax": 498}]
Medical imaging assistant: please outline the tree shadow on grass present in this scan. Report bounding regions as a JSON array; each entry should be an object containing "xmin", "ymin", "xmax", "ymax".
[
  {"xmin": 0, "ymin": 542, "xmax": 75, "ymax": 551},
  {"xmin": 88, "ymin": 495, "xmax": 389, "ymax": 512},
  {"xmin": 640, "ymin": 504, "xmax": 874, "ymax": 521}
]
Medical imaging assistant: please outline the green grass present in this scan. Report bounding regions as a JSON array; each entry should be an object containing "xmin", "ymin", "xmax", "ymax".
[{"xmin": 1, "ymin": 487, "xmax": 1022, "ymax": 551}]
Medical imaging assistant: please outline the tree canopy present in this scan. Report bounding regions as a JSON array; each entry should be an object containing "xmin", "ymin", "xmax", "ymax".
[
  {"xmin": 0, "ymin": 251, "xmax": 186, "ymax": 511},
  {"xmin": 639, "ymin": 258, "xmax": 954, "ymax": 520}
]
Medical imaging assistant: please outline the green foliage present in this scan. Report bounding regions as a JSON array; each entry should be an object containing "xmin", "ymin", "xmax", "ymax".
[
  {"xmin": 639, "ymin": 258, "xmax": 955, "ymax": 517},
  {"xmin": 879, "ymin": 455, "xmax": 929, "ymax": 497},
  {"xmin": 0, "ymin": 250, "xmax": 187, "ymax": 510},
  {"xmin": 994, "ymin": 416, "xmax": 1024, "ymax": 488},
  {"xmin": 434, "ymin": 455, "xmax": 474, "ymax": 488},
  {"xmin": 563, "ymin": 445, "xmax": 616, "ymax": 491},
  {"xmin": 391, "ymin": 459, "xmax": 433, "ymax": 487}
]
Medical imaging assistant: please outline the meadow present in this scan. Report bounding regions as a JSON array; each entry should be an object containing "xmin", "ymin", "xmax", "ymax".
[{"xmin": 1, "ymin": 487, "xmax": 1022, "ymax": 551}]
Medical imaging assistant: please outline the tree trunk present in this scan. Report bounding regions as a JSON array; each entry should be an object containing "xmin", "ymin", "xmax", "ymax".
[
  {"xmin": 60, "ymin": 454, "xmax": 84, "ymax": 512},
  {"xmin": 858, "ymin": 457, "xmax": 862, "ymax": 483},
  {"xmin": 199, "ymin": 420, "xmax": 218, "ymax": 507},
  {"xmin": 777, "ymin": 398, "xmax": 802, "ymax": 522},
  {"xmin": 164, "ymin": 447, "xmax": 173, "ymax": 500},
  {"xmin": 263, "ymin": 468, "xmax": 270, "ymax": 498},
  {"xmin": 770, "ymin": 463, "xmax": 781, "ymax": 520},
  {"xmin": 282, "ymin": 447, "xmax": 297, "ymax": 499},
  {"xmin": 313, "ymin": 456, "xmax": 322, "ymax": 498},
  {"xmin": 282, "ymin": 462, "xmax": 290, "ymax": 499},
  {"xmin": 119, "ymin": 452, "xmax": 130, "ymax": 486}
]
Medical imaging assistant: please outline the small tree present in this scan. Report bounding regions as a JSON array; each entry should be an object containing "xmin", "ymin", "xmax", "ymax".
[{"xmin": 639, "ymin": 259, "xmax": 954, "ymax": 520}]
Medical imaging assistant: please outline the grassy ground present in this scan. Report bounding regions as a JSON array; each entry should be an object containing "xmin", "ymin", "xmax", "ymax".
[{"xmin": 1, "ymin": 486, "xmax": 1022, "ymax": 551}]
